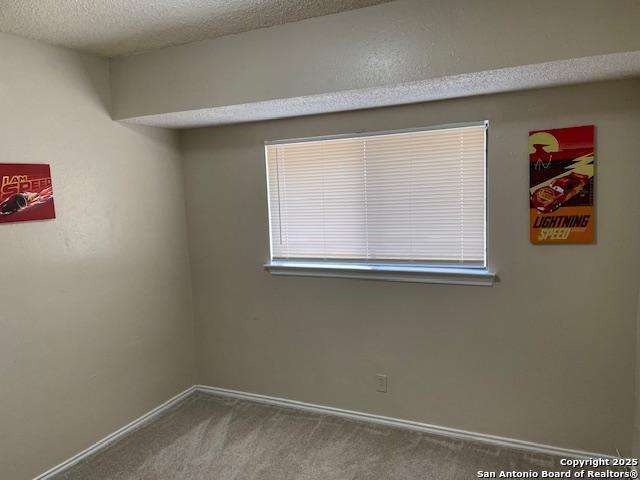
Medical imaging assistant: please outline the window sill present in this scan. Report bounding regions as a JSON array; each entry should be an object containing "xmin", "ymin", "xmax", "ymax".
[{"xmin": 264, "ymin": 261, "xmax": 496, "ymax": 286}]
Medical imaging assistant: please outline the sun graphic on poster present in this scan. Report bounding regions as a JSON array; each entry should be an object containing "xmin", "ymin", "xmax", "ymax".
[{"xmin": 529, "ymin": 132, "xmax": 560, "ymax": 170}]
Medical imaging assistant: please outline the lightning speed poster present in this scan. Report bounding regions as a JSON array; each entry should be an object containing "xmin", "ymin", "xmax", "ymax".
[
  {"xmin": 529, "ymin": 125, "xmax": 595, "ymax": 244},
  {"xmin": 0, "ymin": 164, "xmax": 55, "ymax": 224}
]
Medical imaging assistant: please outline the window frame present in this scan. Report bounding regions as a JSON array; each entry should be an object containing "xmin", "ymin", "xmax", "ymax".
[{"xmin": 263, "ymin": 121, "xmax": 495, "ymax": 286}]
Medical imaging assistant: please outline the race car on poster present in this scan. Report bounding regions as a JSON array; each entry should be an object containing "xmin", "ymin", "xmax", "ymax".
[
  {"xmin": 530, "ymin": 172, "xmax": 589, "ymax": 214},
  {"xmin": 0, "ymin": 187, "xmax": 54, "ymax": 216}
]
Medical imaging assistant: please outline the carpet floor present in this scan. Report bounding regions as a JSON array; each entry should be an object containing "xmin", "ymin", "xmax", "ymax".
[{"xmin": 51, "ymin": 392, "xmax": 566, "ymax": 479}]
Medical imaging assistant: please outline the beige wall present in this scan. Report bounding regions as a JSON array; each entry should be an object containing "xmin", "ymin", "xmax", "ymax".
[
  {"xmin": 2, "ymin": 24, "xmax": 639, "ymax": 478},
  {"xmin": 181, "ymin": 80, "xmax": 640, "ymax": 456},
  {"xmin": 0, "ymin": 33, "xmax": 196, "ymax": 479},
  {"xmin": 111, "ymin": 0, "xmax": 640, "ymax": 121}
]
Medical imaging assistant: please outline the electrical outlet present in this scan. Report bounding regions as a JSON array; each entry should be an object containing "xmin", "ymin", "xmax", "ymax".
[{"xmin": 376, "ymin": 374, "xmax": 388, "ymax": 393}]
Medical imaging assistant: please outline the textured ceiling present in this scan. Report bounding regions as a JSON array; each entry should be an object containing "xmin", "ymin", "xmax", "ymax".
[
  {"xmin": 121, "ymin": 52, "xmax": 640, "ymax": 128},
  {"xmin": 0, "ymin": 0, "xmax": 392, "ymax": 57}
]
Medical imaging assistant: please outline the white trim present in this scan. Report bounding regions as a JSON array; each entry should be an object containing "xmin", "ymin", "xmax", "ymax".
[
  {"xmin": 264, "ymin": 121, "xmax": 488, "ymax": 146},
  {"xmin": 265, "ymin": 262, "xmax": 496, "ymax": 286},
  {"xmin": 483, "ymin": 120, "xmax": 490, "ymax": 274},
  {"xmin": 195, "ymin": 385, "xmax": 617, "ymax": 461},
  {"xmin": 264, "ymin": 143, "xmax": 275, "ymax": 261},
  {"xmin": 33, "ymin": 386, "xmax": 197, "ymax": 480}
]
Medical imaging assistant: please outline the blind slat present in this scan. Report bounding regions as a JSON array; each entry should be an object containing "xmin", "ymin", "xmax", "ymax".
[{"xmin": 266, "ymin": 125, "xmax": 486, "ymax": 266}]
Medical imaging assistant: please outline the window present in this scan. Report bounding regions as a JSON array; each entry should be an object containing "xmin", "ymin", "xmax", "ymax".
[{"xmin": 264, "ymin": 122, "xmax": 494, "ymax": 285}]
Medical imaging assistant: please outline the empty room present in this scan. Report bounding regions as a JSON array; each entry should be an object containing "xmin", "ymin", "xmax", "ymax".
[{"xmin": 1, "ymin": 1, "xmax": 640, "ymax": 479}]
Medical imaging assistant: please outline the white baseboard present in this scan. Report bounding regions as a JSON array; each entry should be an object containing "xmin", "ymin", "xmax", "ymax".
[
  {"xmin": 195, "ymin": 385, "xmax": 618, "ymax": 461},
  {"xmin": 33, "ymin": 383, "xmax": 618, "ymax": 479},
  {"xmin": 33, "ymin": 386, "xmax": 196, "ymax": 480}
]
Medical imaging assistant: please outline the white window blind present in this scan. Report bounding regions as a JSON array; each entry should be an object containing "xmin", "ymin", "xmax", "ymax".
[{"xmin": 265, "ymin": 123, "xmax": 487, "ymax": 268}]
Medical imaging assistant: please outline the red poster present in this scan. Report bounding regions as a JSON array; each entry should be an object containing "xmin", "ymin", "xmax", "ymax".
[
  {"xmin": 529, "ymin": 125, "xmax": 595, "ymax": 244},
  {"xmin": 0, "ymin": 164, "xmax": 56, "ymax": 224}
]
